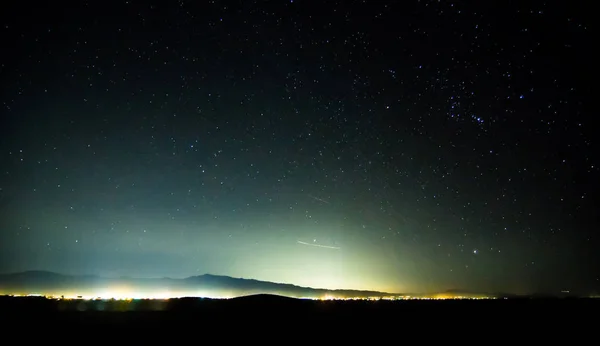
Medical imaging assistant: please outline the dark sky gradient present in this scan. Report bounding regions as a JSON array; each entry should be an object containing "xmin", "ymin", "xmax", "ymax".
[{"xmin": 0, "ymin": 1, "xmax": 596, "ymax": 295}]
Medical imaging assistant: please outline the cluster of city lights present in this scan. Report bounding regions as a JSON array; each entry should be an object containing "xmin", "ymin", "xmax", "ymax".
[
  {"xmin": 6, "ymin": 292, "xmax": 231, "ymax": 301},
  {"xmin": 318, "ymin": 295, "xmax": 495, "ymax": 301},
  {"xmin": 4, "ymin": 293, "xmax": 496, "ymax": 301},
  {"xmin": 5, "ymin": 291, "xmax": 596, "ymax": 301}
]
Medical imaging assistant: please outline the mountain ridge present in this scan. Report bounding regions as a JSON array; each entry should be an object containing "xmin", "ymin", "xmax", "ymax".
[
  {"xmin": 3, "ymin": 271, "xmax": 568, "ymax": 298},
  {"xmin": 0, "ymin": 270, "xmax": 393, "ymax": 299}
]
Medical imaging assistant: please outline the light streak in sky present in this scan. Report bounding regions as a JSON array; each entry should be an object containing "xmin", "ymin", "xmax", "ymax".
[
  {"xmin": 308, "ymin": 195, "xmax": 330, "ymax": 204},
  {"xmin": 297, "ymin": 241, "xmax": 341, "ymax": 250}
]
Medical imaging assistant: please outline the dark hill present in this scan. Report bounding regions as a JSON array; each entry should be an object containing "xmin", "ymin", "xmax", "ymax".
[{"xmin": 0, "ymin": 271, "xmax": 392, "ymax": 299}]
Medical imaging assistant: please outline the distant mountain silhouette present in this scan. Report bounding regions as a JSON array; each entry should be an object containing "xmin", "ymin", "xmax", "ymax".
[
  {"xmin": 0, "ymin": 271, "xmax": 392, "ymax": 299},
  {"xmin": 2, "ymin": 271, "xmax": 571, "ymax": 299}
]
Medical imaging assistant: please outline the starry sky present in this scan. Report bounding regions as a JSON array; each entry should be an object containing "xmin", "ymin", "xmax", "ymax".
[{"xmin": 0, "ymin": 1, "xmax": 596, "ymax": 295}]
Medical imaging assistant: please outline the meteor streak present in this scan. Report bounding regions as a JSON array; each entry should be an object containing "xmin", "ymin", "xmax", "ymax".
[
  {"xmin": 297, "ymin": 240, "xmax": 341, "ymax": 250},
  {"xmin": 308, "ymin": 195, "xmax": 330, "ymax": 204}
]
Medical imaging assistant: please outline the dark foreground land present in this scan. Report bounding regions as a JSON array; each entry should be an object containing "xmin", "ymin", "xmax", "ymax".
[{"xmin": 1, "ymin": 295, "xmax": 596, "ymax": 339}]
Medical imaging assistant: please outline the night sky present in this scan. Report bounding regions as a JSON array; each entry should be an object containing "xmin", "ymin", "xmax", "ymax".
[{"xmin": 0, "ymin": 1, "xmax": 596, "ymax": 295}]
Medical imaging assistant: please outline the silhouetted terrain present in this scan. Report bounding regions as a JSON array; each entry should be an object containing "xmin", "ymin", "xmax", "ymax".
[
  {"xmin": 0, "ymin": 270, "xmax": 392, "ymax": 299},
  {"xmin": 0, "ymin": 295, "xmax": 597, "ymax": 338},
  {"xmin": 0, "ymin": 271, "xmax": 588, "ymax": 300}
]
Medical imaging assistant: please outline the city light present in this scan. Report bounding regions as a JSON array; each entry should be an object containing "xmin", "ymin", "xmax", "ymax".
[{"xmin": 7, "ymin": 291, "xmax": 597, "ymax": 301}]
